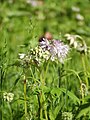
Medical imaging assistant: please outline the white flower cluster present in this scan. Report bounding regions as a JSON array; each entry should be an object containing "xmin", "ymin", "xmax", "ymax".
[
  {"xmin": 62, "ymin": 112, "xmax": 73, "ymax": 120},
  {"xmin": 19, "ymin": 46, "xmax": 50, "ymax": 66},
  {"xmin": 3, "ymin": 92, "xmax": 14, "ymax": 102},
  {"xmin": 18, "ymin": 38, "xmax": 70, "ymax": 66},
  {"xmin": 29, "ymin": 46, "xmax": 50, "ymax": 64},
  {"xmin": 65, "ymin": 34, "xmax": 87, "ymax": 53},
  {"xmin": 26, "ymin": 0, "xmax": 37, "ymax": 6}
]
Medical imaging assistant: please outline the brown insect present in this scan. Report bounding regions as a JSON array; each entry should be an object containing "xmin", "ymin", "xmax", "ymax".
[{"xmin": 39, "ymin": 32, "xmax": 52, "ymax": 42}]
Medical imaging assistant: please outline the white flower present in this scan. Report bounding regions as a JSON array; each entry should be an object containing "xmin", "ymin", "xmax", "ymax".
[
  {"xmin": 71, "ymin": 6, "xmax": 80, "ymax": 12},
  {"xmin": 39, "ymin": 38, "xmax": 50, "ymax": 50},
  {"xmin": 26, "ymin": 0, "xmax": 37, "ymax": 6},
  {"xmin": 3, "ymin": 92, "xmax": 14, "ymax": 102},
  {"xmin": 76, "ymin": 14, "xmax": 84, "ymax": 21},
  {"xmin": 74, "ymin": 41, "xmax": 78, "ymax": 48},
  {"xmin": 77, "ymin": 42, "xmax": 87, "ymax": 53},
  {"xmin": 7, "ymin": 93, "xmax": 14, "ymax": 102},
  {"xmin": 26, "ymin": 0, "xmax": 43, "ymax": 7},
  {"xmin": 65, "ymin": 34, "xmax": 82, "ymax": 48},
  {"xmin": 19, "ymin": 53, "xmax": 26, "ymax": 59},
  {"xmin": 65, "ymin": 34, "xmax": 88, "ymax": 53},
  {"xmin": 62, "ymin": 112, "xmax": 73, "ymax": 120},
  {"xmin": 19, "ymin": 39, "xmax": 69, "ymax": 66}
]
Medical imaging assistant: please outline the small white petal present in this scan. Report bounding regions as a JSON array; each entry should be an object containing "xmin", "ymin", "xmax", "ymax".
[
  {"xmin": 76, "ymin": 14, "xmax": 84, "ymax": 21},
  {"xmin": 74, "ymin": 41, "xmax": 78, "ymax": 48},
  {"xmin": 19, "ymin": 54, "xmax": 26, "ymax": 59},
  {"xmin": 71, "ymin": 6, "xmax": 80, "ymax": 12},
  {"xmin": 70, "ymin": 38, "xmax": 75, "ymax": 45}
]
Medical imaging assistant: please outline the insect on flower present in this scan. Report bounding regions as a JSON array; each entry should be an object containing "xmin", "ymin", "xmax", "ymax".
[{"xmin": 39, "ymin": 32, "xmax": 52, "ymax": 42}]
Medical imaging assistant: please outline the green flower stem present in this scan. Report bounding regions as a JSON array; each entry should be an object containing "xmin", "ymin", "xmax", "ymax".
[
  {"xmin": 58, "ymin": 64, "xmax": 63, "ymax": 88},
  {"xmin": 58, "ymin": 66, "xmax": 61, "ymax": 88},
  {"xmin": 81, "ymin": 53, "xmax": 88, "ymax": 89},
  {"xmin": 42, "ymin": 92, "xmax": 48, "ymax": 120},
  {"xmin": 40, "ymin": 70, "xmax": 48, "ymax": 120},
  {"xmin": 24, "ymin": 76, "xmax": 27, "ymax": 117},
  {"xmin": 65, "ymin": 78, "xmax": 68, "ymax": 110},
  {"xmin": 37, "ymin": 93, "xmax": 41, "ymax": 119},
  {"xmin": 40, "ymin": 93, "xmax": 43, "ymax": 119},
  {"xmin": 66, "ymin": 69, "xmax": 84, "ymax": 102},
  {"xmin": 40, "ymin": 91, "xmax": 48, "ymax": 120},
  {"xmin": 0, "ymin": 68, "xmax": 3, "ymax": 120},
  {"xmin": 7, "ymin": 102, "xmax": 12, "ymax": 120},
  {"xmin": 44, "ymin": 60, "xmax": 50, "ymax": 81}
]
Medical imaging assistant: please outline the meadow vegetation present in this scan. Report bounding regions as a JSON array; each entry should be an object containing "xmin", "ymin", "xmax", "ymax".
[{"xmin": 0, "ymin": 0, "xmax": 90, "ymax": 120}]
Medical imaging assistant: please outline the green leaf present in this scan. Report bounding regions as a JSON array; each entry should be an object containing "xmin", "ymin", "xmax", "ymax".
[
  {"xmin": 59, "ymin": 88, "xmax": 80, "ymax": 104},
  {"xmin": 49, "ymin": 110, "xmax": 55, "ymax": 120},
  {"xmin": 76, "ymin": 106, "xmax": 90, "ymax": 118},
  {"xmin": 7, "ymin": 11, "xmax": 30, "ymax": 17},
  {"xmin": 51, "ymin": 88, "xmax": 62, "ymax": 97},
  {"xmin": 54, "ymin": 103, "xmax": 62, "ymax": 119},
  {"xmin": 51, "ymin": 87, "xmax": 80, "ymax": 104},
  {"xmin": 43, "ymin": 86, "xmax": 50, "ymax": 93}
]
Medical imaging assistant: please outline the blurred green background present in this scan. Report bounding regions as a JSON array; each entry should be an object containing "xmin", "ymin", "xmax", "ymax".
[{"xmin": 0, "ymin": 0, "xmax": 90, "ymax": 57}]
